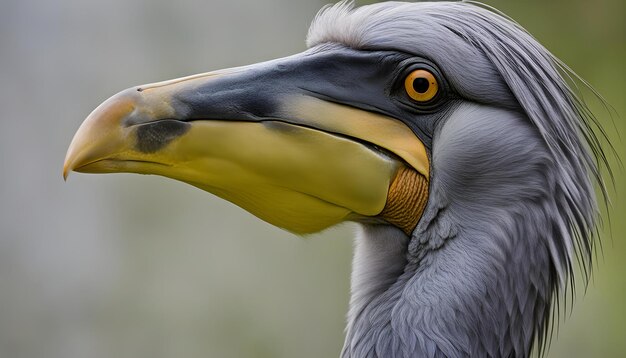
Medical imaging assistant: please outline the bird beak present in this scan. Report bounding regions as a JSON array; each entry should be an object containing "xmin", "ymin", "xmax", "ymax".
[{"xmin": 64, "ymin": 53, "xmax": 430, "ymax": 234}]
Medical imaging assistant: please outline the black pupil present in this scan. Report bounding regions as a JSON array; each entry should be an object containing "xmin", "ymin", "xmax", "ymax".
[{"xmin": 412, "ymin": 77, "xmax": 430, "ymax": 94}]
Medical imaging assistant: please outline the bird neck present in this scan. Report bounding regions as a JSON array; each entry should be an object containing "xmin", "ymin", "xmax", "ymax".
[
  {"xmin": 343, "ymin": 198, "xmax": 556, "ymax": 358},
  {"xmin": 341, "ymin": 104, "xmax": 567, "ymax": 358}
]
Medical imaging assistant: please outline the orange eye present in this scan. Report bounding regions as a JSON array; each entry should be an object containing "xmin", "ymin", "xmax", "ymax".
[{"xmin": 404, "ymin": 69, "xmax": 438, "ymax": 102}]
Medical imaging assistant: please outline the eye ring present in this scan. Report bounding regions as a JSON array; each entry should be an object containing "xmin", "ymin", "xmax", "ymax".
[{"xmin": 404, "ymin": 69, "xmax": 439, "ymax": 103}]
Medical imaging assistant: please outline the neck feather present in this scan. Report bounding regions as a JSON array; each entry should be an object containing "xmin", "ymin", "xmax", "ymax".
[{"xmin": 343, "ymin": 202, "xmax": 556, "ymax": 358}]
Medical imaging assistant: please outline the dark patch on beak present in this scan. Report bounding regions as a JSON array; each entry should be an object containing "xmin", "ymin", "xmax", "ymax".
[{"xmin": 135, "ymin": 120, "xmax": 191, "ymax": 153}]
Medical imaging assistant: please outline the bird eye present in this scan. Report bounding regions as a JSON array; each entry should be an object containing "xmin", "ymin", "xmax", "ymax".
[{"xmin": 404, "ymin": 69, "xmax": 438, "ymax": 103}]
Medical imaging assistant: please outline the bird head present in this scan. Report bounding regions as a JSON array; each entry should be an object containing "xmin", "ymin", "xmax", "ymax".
[
  {"xmin": 64, "ymin": 2, "xmax": 606, "ymax": 354},
  {"xmin": 64, "ymin": 0, "xmax": 600, "ymax": 237}
]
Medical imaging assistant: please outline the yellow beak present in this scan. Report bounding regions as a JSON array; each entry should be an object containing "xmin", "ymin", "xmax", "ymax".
[{"xmin": 64, "ymin": 58, "xmax": 430, "ymax": 234}]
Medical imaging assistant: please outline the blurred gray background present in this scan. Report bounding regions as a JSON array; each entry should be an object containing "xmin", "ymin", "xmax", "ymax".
[{"xmin": 0, "ymin": 0, "xmax": 624, "ymax": 357}]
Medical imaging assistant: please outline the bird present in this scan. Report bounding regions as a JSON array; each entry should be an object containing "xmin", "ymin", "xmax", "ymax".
[{"xmin": 63, "ymin": 1, "xmax": 609, "ymax": 357}]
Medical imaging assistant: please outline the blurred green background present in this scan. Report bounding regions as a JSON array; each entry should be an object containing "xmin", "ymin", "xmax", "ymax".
[{"xmin": 0, "ymin": 0, "xmax": 623, "ymax": 357}]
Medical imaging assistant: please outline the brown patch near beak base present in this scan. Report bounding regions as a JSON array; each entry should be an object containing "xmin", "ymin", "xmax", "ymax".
[{"xmin": 380, "ymin": 166, "xmax": 429, "ymax": 235}]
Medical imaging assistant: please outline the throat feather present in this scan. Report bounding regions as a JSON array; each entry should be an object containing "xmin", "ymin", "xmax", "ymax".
[{"xmin": 380, "ymin": 166, "xmax": 429, "ymax": 235}]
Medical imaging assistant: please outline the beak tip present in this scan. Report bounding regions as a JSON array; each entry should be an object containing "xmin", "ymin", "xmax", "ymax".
[
  {"xmin": 63, "ymin": 152, "xmax": 75, "ymax": 181},
  {"xmin": 62, "ymin": 164, "xmax": 70, "ymax": 181}
]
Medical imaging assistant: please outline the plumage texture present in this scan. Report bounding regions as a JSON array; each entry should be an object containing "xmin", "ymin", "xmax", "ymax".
[{"xmin": 307, "ymin": 2, "xmax": 607, "ymax": 357}]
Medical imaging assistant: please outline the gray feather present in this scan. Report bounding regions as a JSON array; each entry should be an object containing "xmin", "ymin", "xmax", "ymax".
[{"xmin": 307, "ymin": 2, "xmax": 608, "ymax": 357}]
